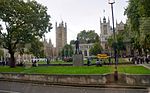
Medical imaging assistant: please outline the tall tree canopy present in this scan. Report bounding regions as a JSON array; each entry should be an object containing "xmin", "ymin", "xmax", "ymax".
[
  {"xmin": 125, "ymin": 0, "xmax": 150, "ymax": 56},
  {"xmin": 108, "ymin": 31, "xmax": 126, "ymax": 56},
  {"xmin": 70, "ymin": 30, "xmax": 99, "ymax": 44},
  {"xmin": 89, "ymin": 35, "xmax": 103, "ymax": 56},
  {"xmin": 29, "ymin": 38, "xmax": 45, "ymax": 58},
  {"xmin": 0, "ymin": 0, "xmax": 52, "ymax": 67}
]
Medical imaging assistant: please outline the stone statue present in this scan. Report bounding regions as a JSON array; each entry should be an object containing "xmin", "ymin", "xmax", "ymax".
[{"xmin": 75, "ymin": 37, "xmax": 79, "ymax": 54}]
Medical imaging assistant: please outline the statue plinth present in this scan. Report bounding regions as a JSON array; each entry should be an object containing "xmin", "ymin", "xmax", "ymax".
[{"xmin": 73, "ymin": 54, "xmax": 83, "ymax": 66}]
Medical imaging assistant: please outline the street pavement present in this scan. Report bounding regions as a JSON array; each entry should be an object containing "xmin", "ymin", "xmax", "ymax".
[{"xmin": 0, "ymin": 81, "xmax": 149, "ymax": 93}]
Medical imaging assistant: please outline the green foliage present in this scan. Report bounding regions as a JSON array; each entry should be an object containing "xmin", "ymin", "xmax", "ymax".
[
  {"xmin": 138, "ymin": 0, "xmax": 150, "ymax": 17},
  {"xmin": 107, "ymin": 32, "xmax": 126, "ymax": 56},
  {"xmin": 89, "ymin": 42, "xmax": 103, "ymax": 56},
  {"xmin": 77, "ymin": 30, "xmax": 99, "ymax": 44},
  {"xmin": 61, "ymin": 44, "xmax": 73, "ymax": 57},
  {"xmin": 70, "ymin": 40, "xmax": 75, "ymax": 45},
  {"xmin": 140, "ymin": 17, "xmax": 150, "ymax": 54},
  {"xmin": 125, "ymin": 0, "xmax": 140, "ymax": 33},
  {"xmin": 29, "ymin": 38, "xmax": 45, "ymax": 58},
  {"xmin": 89, "ymin": 35, "xmax": 103, "ymax": 56},
  {"xmin": 125, "ymin": 0, "xmax": 150, "ymax": 56},
  {"xmin": 0, "ymin": 0, "xmax": 52, "ymax": 67}
]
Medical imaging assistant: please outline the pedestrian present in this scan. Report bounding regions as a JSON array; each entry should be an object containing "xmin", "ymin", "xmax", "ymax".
[
  {"xmin": 128, "ymin": 58, "xmax": 130, "ymax": 62},
  {"xmin": 96, "ymin": 59, "xmax": 102, "ymax": 67},
  {"xmin": 145, "ymin": 57, "xmax": 149, "ymax": 64},
  {"xmin": 2, "ymin": 60, "xmax": 5, "ymax": 66},
  {"xmin": 87, "ymin": 58, "xmax": 91, "ymax": 66}
]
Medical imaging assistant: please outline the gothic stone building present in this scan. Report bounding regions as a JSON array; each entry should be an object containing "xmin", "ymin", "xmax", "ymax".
[
  {"xmin": 55, "ymin": 21, "xmax": 67, "ymax": 56},
  {"xmin": 100, "ymin": 17, "xmax": 112, "ymax": 50},
  {"xmin": 43, "ymin": 38, "xmax": 56, "ymax": 58}
]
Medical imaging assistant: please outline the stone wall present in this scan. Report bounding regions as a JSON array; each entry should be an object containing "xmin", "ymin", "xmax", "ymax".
[{"xmin": 0, "ymin": 73, "xmax": 150, "ymax": 86}]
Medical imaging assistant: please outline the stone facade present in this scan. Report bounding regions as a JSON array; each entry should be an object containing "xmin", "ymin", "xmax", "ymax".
[
  {"xmin": 72, "ymin": 43, "xmax": 94, "ymax": 57},
  {"xmin": 56, "ymin": 21, "xmax": 67, "ymax": 56},
  {"xmin": 43, "ymin": 38, "xmax": 56, "ymax": 58},
  {"xmin": 100, "ymin": 17, "xmax": 113, "ymax": 50},
  {"xmin": 116, "ymin": 21, "xmax": 125, "ymax": 33},
  {"xmin": 100, "ymin": 18, "xmax": 126, "ymax": 51}
]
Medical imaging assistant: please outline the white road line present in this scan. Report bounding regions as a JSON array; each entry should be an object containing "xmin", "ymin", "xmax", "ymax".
[{"xmin": 0, "ymin": 90, "xmax": 20, "ymax": 93}]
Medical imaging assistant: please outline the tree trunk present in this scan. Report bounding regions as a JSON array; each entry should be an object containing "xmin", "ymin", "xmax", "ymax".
[{"xmin": 10, "ymin": 52, "xmax": 16, "ymax": 68}]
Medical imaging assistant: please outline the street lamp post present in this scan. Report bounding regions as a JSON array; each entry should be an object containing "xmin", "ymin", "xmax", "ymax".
[{"xmin": 108, "ymin": 0, "xmax": 118, "ymax": 81}]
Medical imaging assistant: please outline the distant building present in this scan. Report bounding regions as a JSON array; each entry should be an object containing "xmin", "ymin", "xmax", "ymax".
[
  {"xmin": 116, "ymin": 21, "xmax": 125, "ymax": 33},
  {"xmin": 100, "ymin": 17, "xmax": 113, "ymax": 50},
  {"xmin": 43, "ymin": 38, "xmax": 56, "ymax": 58},
  {"xmin": 55, "ymin": 21, "xmax": 67, "ymax": 56},
  {"xmin": 72, "ymin": 43, "xmax": 94, "ymax": 57}
]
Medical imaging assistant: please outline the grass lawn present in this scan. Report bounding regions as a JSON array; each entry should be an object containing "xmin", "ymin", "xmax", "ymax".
[
  {"xmin": 22, "ymin": 66, "xmax": 113, "ymax": 74},
  {"xmin": 118, "ymin": 65, "xmax": 150, "ymax": 74},
  {"xmin": 0, "ymin": 66, "xmax": 113, "ymax": 74},
  {"xmin": 0, "ymin": 65, "xmax": 149, "ymax": 74},
  {"xmin": 0, "ymin": 66, "xmax": 25, "ymax": 72}
]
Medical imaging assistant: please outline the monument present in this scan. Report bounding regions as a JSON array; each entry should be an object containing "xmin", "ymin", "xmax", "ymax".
[{"xmin": 73, "ymin": 37, "xmax": 83, "ymax": 66}]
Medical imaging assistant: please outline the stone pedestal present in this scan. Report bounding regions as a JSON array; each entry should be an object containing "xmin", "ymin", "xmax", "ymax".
[
  {"xmin": 25, "ymin": 62, "xmax": 32, "ymax": 69},
  {"xmin": 73, "ymin": 54, "xmax": 83, "ymax": 66}
]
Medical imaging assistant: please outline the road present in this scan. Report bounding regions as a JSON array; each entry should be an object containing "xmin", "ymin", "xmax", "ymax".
[{"xmin": 0, "ymin": 81, "xmax": 149, "ymax": 93}]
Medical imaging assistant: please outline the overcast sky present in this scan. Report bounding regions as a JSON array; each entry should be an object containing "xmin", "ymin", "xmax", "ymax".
[{"xmin": 36, "ymin": 0, "xmax": 128, "ymax": 46}]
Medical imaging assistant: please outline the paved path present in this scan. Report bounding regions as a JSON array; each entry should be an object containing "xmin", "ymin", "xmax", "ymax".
[
  {"xmin": 141, "ymin": 64, "xmax": 150, "ymax": 70},
  {"xmin": 0, "ymin": 81, "xmax": 149, "ymax": 93}
]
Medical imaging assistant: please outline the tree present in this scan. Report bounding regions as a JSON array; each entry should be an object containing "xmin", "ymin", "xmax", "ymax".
[
  {"xmin": 0, "ymin": 0, "xmax": 52, "ymax": 67},
  {"xmin": 125, "ymin": 0, "xmax": 150, "ymax": 56},
  {"xmin": 89, "ymin": 35, "xmax": 103, "ymax": 56},
  {"xmin": 70, "ymin": 40, "xmax": 75, "ymax": 45},
  {"xmin": 124, "ymin": 0, "xmax": 140, "ymax": 33},
  {"xmin": 138, "ymin": 0, "xmax": 150, "ymax": 17},
  {"xmin": 61, "ymin": 44, "xmax": 73, "ymax": 58},
  {"xmin": 77, "ymin": 30, "xmax": 99, "ymax": 44},
  {"xmin": 29, "ymin": 38, "xmax": 45, "ymax": 58},
  {"xmin": 108, "ymin": 29, "xmax": 128, "ymax": 57},
  {"xmin": 89, "ymin": 42, "xmax": 103, "ymax": 56},
  {"xmin": 115, "ymin": 33, "xmax": 126, "ymax": 56},
  {"xmin": 140, "ymin": 17, "xmax": 150, "ymax": 56}
]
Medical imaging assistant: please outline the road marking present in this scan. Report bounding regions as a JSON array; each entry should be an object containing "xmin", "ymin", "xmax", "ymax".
[{"xmin": 0, "ymin": 90, "xmax": 20, "ymax": 93}]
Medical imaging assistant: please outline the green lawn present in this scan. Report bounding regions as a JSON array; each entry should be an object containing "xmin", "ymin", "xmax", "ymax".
[
  {"xmin": 0, "ymin": 66, "xmax": 25, "ymax": 72},
  {"xmin": 0, "ymin": 65, "xmax": 149, "ymax": 74},
  {"xmin": 118, "ymin": 65, "xmax": 150, "ymax": 74},
  {"xmin": 0, "ymin": 66, "xmax": 113, "ymax": 74}
]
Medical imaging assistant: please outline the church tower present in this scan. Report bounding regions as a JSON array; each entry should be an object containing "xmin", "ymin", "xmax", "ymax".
[
  {"xmin": 56, "ymin": 21, "xmax": 67, "ymax": 56},
  {"xmin": 100, "ymin": 17, "xmax": 112, "ymax": 50}
]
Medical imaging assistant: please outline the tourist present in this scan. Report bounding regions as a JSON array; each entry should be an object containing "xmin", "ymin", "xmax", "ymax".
[
  {"xmin": 96, "ymin": 59, "xmax": 102, "ymax": 67},
  {"xmin": 87, "ymin": 58, "xmax": 91, "ymax": 66}
]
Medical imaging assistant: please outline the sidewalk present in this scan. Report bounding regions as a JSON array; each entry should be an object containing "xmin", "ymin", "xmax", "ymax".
[{"xmin": 141, "ymin": 64, "xmax": 150, "ymax": 70}]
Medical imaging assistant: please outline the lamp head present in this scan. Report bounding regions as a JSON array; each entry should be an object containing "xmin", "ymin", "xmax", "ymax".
[{"xmin": 108, "ymin": 0, "xmax": 115, "ymax": 4}]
